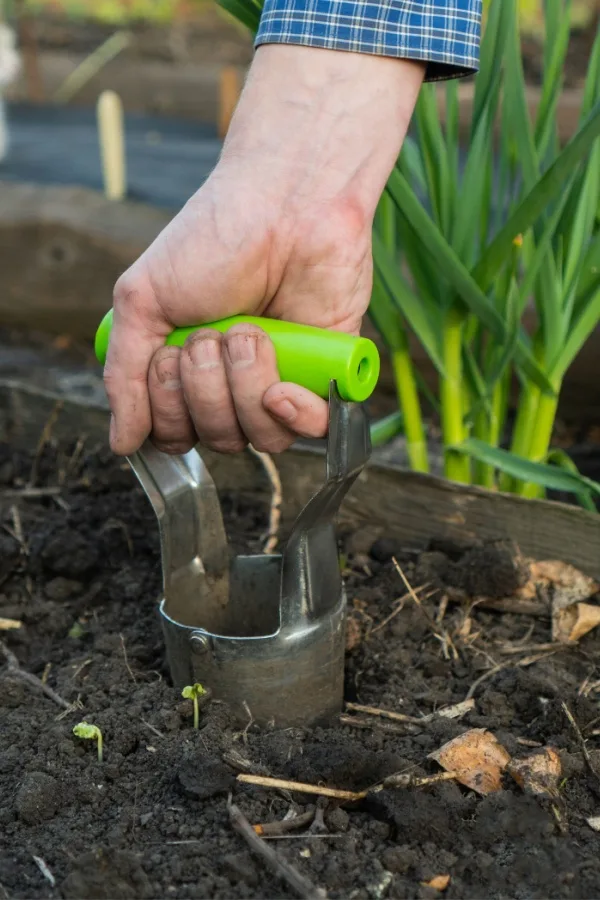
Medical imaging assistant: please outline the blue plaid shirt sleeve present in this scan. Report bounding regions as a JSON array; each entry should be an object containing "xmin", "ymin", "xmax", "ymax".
[{"xmin": 255, "ymin": 0, "xmax": 482, "ymax": 81}]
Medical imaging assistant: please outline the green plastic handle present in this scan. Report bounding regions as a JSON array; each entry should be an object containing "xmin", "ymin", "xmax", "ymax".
[{"xmin": 95, "ymin": 309, "xmax": 380, "ymax": 403}]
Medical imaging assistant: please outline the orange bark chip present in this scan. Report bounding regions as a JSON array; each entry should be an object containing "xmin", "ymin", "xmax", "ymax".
[{"xmin": 429, "ymin": 728, "xmax": 510, "ymax": 795}]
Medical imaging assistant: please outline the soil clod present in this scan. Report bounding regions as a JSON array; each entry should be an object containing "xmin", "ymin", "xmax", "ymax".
[{"xmin": 16, "ymin": 772, "xmax": 60, "ymax": 825}]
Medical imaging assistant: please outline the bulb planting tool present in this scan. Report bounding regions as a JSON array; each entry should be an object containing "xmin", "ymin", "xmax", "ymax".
[{"xmin": 96, "ymin": 312, "xmax": 379, "ymax": 726}]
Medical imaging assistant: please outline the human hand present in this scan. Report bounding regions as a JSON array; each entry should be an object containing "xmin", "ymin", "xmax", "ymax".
[{"xmin": 104, "ymin": 45, "xmax": 424, "ymax": 456}]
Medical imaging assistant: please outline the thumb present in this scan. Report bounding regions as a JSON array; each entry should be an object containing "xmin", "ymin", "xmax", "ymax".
[{"xmin": 104, "ymin": 273, "xmax": 172, "ymax": 455}]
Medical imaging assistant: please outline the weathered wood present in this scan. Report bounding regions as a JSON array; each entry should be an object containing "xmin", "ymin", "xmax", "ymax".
[
  {"xmin": 7, "ymin": 53, "xmax": 229, "ymax": 123},
  {"xmin": 0, "ymin": 182, "xmax": 170, "ymax": 337},
  {"xmin": 3, "ymin": 334, "xmax": 600, "ymax": 581}
]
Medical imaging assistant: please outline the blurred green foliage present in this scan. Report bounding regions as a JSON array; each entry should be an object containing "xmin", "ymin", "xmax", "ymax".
[
  {"xmin": 25, "ymin": 0, "xmax": 597, "ymax": 29},
  {"xmin": 20, "ymin": 0, "xmax": 208, "ymax": 24},
  {"xmin": 485, "ymin": 0, "xmax": 597, "ymax": 35}
]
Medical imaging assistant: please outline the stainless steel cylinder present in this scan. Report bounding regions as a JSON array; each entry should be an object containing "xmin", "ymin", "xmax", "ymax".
[{"xmin": 129, "ymin": 383, "xmax": 370, "ymax": 727}]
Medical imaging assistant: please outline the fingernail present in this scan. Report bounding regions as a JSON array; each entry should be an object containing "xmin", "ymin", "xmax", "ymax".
[
  {"xmin": 227, "ymin": 333, "xmax": 257, "ymax": 366},
  {"xmin": 268, "ymin": 398, "xmax": 297, "ymax": 424},
  {"xmin": 155, "ymin": 357, "xmax": 181, "ymax": 390},
  {"xmin": 188, "ymin": 337, "xmax": 221, "ymax": 369}
]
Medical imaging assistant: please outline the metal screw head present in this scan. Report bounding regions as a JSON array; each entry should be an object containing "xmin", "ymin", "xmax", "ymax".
[{"xmin": 190, "ymin": 632, "xmax": 211, "ymax": 656}]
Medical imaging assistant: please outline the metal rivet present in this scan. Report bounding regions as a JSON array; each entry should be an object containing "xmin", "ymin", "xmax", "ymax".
[{"xmin": 190, "ymin": 633, "xmax": 210, "ymax": 655}]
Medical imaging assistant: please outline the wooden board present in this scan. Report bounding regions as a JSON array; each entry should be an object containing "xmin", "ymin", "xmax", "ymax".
[
  {"xmin": 3, "ymin": 333, "xmax": 600, "ymax": 580},
  {"xmin": 0, "ymin": 182, "xmax": 170, "ymax": 338}
]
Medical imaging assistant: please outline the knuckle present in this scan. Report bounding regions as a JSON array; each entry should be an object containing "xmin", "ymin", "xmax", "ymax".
[
  {"xmin": 252, "ymin": 434, "xmax": 293, "ymax": 454},
  {"xmin": 151, "ymin": 438, "xmax": 194, "ymax": 455},
  {"xmin": 112, "ymin": 272, "xmax": 137, "ymax": 308},
  {"xmin": 151, "ymin": 405, "xmax": 185, "ymax": 426},
  {"xmin": 113, "ymin": 273, "xmax": 157, "ymax": 326},
  {"xmin": 207, "ymin": 437, "xmax": 247, "ymax": 454},
  {"xmin": 104, "ymin": 364, "xmax": 147, "ymax": 394}
]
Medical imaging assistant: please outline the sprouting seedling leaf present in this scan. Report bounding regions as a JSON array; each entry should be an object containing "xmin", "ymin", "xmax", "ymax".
[
  {"xmin": 181, "ymin": 683, "xmax": 206, "ymax": 730},
  {"xmin": 73, "ymin": 722, "xmax": 103, "ymax": 762}
]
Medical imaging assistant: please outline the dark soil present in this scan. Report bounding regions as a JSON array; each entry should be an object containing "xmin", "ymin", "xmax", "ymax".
[{"xmin": 2, "ymin": 439, "xmax": 600, "ymax": 899}]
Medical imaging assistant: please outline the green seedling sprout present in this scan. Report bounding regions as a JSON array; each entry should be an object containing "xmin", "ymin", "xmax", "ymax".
[
  {"xmin": 73, "ymin": 722, "xmax": 103, "ymax": 762},
  {"xmin": 181, "ymin": 683, "xmax": 206, "ymax": 729}
]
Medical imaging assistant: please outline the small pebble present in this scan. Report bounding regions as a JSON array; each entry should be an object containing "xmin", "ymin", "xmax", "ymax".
[{"xmin": 326, "ymin": 807, "xmax": 350, "ymax": 832}]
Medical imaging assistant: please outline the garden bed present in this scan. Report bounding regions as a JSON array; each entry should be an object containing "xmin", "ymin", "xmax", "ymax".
[
  {"xmin": 6, "ymin": 11, "xmax": 597, "ymax": 128},
  {"xmin": 2, "ymin": 339, "xmax": 600, "ymax": 899}
]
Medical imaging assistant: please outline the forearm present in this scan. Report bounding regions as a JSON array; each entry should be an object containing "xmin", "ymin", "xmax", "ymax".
[{"xmin": 220, "ymin": 45, "xmax": 425, "ymax": 221}]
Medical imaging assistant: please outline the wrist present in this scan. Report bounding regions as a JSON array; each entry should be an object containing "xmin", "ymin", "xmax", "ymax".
[{"xmin": 219, "ymin": 45, "xmax": 425, "ymax": 222}]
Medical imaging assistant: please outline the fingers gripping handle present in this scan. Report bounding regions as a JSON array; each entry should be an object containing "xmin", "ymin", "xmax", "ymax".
[{"xmin": 95, "ymin": 309, "xmax": 380, "ymax": 403}]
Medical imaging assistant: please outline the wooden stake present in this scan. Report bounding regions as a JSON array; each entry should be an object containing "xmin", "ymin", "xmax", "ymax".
[
  {"xmin": 14, "ymin": 0, "xmax": 44, "ymax": 103},
  {"xmin": 218, "ymin": 66, "xmax": 240, "ymax": 139},
  {"xmin": 97, "ymin": 90, "xmax": 126, "ymax": 201}
]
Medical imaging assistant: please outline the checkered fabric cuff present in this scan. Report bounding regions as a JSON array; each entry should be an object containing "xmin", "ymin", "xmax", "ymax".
[{"xmin": 255, "ymin": 0, "xmax": 481, "ymax": 81}]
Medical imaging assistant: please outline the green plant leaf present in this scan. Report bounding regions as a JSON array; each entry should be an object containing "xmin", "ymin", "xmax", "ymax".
[
  {"xmin": 445, "ymin": 79, "xmax": 460, "ymax": 177},
  {"xmin": 398, "ymin": 136, "xmax": 427, "ymax": 196},
  {"xmin": 368, "ymin": 268, "xmax": 407, "ymax": 351},
  {"xmin": 394, "ymin": 213, "xmax": 441, "ymax": 307},
  {"xmin": 576, "ymin": 228, "xmax": 600, "ymax": 303},
  {"xmin": 374, "ymin": 192, "xmax": 396, "ymax": 253},
  {"xmin": 474, "ymin": 99, "xmax": 600, "ymax": 292},
  {"xmin": 181, "ymin": 683, "xmax": 206, "ymax": 699},
  {"xmin": 535, "ymin": 0, "xmax": 570, "ymax": 162},
  {"xmin": 461, "ymin": 346, "xmax": 493, "ymax": 425},
  {"xmin": 370, "ymin": 412, "xmax": 404, "ymax": 447},
  {"xmin": 563, "ymin": 142, "xmax": 600, "ymax": 296},
  {"xmin": 372, "ymin": 233, "xmax": 445, "ymax": 374},
  {"xmin": 452, "ymin": 108, "xmax": 491, "ymax": 264},
  {"xmin": 502, "ymin": 0, "xmax": 538, "ymax": 191},
  {"xmin": 581, "ymin": 23, "xmax": 600, "ymax": 119},
  {"xmin": 546, "ymin": 449, "xmax": 597, "ymax": 512},
  {"xmin": 414, "ymin": 85, "xmax": 453, "ymax": 232},
  {"xmin": 73, "ymin": 722, "xmax": 101, "ymax": 740},
  {"xmin": 386, "ymin": 169, "xmax": 555, "ymax": 394},
  {"xmin": 484, "ymin": 277, "xmax": 521, "ymax": 387},
  {"xmin": 550, "ymin": 286, "xmax": 600, "ymax": 379},
  {"xmin": 215, "ymin": 0, "xmax": 261, "ymax": 33},
  {"xmin": 516, "ymin": 181, "xmax": 574, "ymax": 317},
  {"xmin": 471, "ymin": 0, "xmax": 512, "ymax": 138},
  {"xmin": 453, "ymin": 437, "xmax": 600, "ymax": 502},
  {"xmin": 386, "ymin": 168, "xmax": 505, "ymax": 336}
]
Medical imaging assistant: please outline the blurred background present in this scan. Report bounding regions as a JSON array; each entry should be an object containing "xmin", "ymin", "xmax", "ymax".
[{"xmin": 0, "ymin": 0, "xmax": 599, "ymax": 438}]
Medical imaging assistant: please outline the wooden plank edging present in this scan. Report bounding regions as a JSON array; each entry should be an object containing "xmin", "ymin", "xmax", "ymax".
[{"xmin": 2, "ymin": 355, "xmax": 600, "ymax": 579}]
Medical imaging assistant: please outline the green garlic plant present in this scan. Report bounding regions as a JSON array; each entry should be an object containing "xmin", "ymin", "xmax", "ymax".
[
  {"xmin": 373, "ymin": 0, "xmax": 600, "ymax": 504},
  {"xmin": 73, "ymin": 722, "xmax": 103, "ymax": 762},
  {"xmin": 218, "ymin": 0, "xmax": 600, "ymax": 508}
]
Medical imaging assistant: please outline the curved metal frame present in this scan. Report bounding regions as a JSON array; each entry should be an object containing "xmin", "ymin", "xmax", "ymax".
[{"xmin": 128, "ymin": 382, "xmax": 371, "ymax": 726}]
